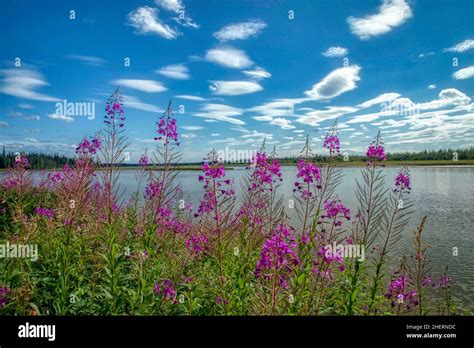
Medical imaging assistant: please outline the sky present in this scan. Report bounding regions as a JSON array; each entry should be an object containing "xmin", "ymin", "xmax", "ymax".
[{"xmin": 0, "ymin": 0, "xmax": 473, "ymax": 162}]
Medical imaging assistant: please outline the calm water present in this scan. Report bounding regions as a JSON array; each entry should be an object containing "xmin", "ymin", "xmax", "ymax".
[{"xmin": 2, "ymin": 166, "xmax": 474, "ymax": 312}]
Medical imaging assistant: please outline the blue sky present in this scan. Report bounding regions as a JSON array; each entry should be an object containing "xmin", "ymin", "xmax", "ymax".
[{"xmin": 1, "ymin": 0, "xmax": 473, "ymax": 162}]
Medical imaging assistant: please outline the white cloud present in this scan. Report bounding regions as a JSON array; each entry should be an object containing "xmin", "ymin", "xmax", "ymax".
[
  {"xmin": 211, "ymin": 133, "xmax": 220, "ymax": 137},
  {"xmin": 322, "ymin": 46, "xmax": 349, "ymax": 57},
  {"xmin": 428, "ymin": 84, "xmax": 436, "ymax": 90},
  {"xmin": 452, "ymin": 66, "xmax": 474, "ymax": 80},
  {"xmin": 213, "ymin": 20, "xmax": 266, "ymax": 41},
  {"xmin": 154, "ymin": 0, "xmax": 199, "ymax": 28},
  {"xmin": 193, "ymin": 103, "xmax": 245, "ymax": 125},
  {"xmin": 123, "ymin": 95, "xmax": 163, "ymax": 113},
  {"xmin": 18, "ymin": 103, "xmax": 34, "ymax": 109},
  {"xmin": 204, "ymin": 47, "xmax": 253, "ymax": 69},
  {"xmin": 127, "ymin": 6, "xmax": 180, "ymax": 39},
  {"xmin": 271, "ymin": 118, "xmax": 295, "ymax": 129},
  {"xmin": 66, "ymin": 54, "xmax": 106, "ymax": 66},
  {"xmin": 174, "ymin": 95, "xmax": 206, "ymax": 101},
  {"xmin": 48, "ymin": 113, "xmax": 74, "ymax": 123},
  {"xmin": 209, "ymin": 80, "xmax": 263, "ymax": 96},
  {"xmin": 296, "ymin": 106, "xmax": 358, "ymax": 126},
  {"xmin": 253, "ymin": 116, "xmax": 273, "ymax": 121},
  {"xmin": 0, "ymin": 69, "xmax": 60, "ymax": 102},
  {"xmin": 0, "ymin": 121, "xmax": 8, "ymax": 128},
  {"xmin": 112, "ymin": 79, "xmax": 167, "ymax": 93},
  {"xmin": 347, "ymin": 0, "xmax": 412, "ymax": 40},
  {"xmin": 181, "ymin": 126, "xmax": 204, "ymax": 131},
  {"xmin": 305, "ymin": 65, "xmax": 361, "ymax": 100},
  {"xmin": 156, "ymin": 64, "xmax": 190, "ymax": 79},
  {"xmin": 358, "ymin": 92, "xmax": 401, "ymax": 108},
  {"xmin": 243, "ymin": 67, "xmax": 272, "ymax": 79},
  {"xmin": 444, "ymin": 39, "xmax": 474, "ymax": 53}
]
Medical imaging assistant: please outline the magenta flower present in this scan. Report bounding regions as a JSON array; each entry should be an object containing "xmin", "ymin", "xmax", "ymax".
[
  {"xmin": 255, "ymin": 225, "xmax": 300, "ymax": 287},
  {"xmin": 247, "ymin": 152, "xmax": 282, "ymax": 192},
  {"xmin": 153, "ymin": 279, "xmax": 177, "ymax": 303},
  {"xmin": 2, "ymin": 176, "xmax": 19, "ymax": 189},
  {"xmin": 138, "ymin": 154, "xmax": 148, "ymax": 166},
  {"xmin": 385, "ymin": 275, "xmax": 419, "ymax": 309},
  {"xmin": 294, "ymin": 159, "xmax": 321, "ymax": 198},
  {"xmin": 323, "ymin": 134, "xmax": 341, "ymax": 155},
  {"xmin": 76, "ymin": 136, "xmax": 101, "ymax": 155},
  {"xmin": 47, "ymin": 171, "xmax": 64, "ymax": 184},
  {"xmin": 35, "ymin": 207, "xmax": 54, "ymax": 220},
  {"xmin": 0, "ymin": 287, "xmax": 10, "ymax": 307},
  {"xmin": 155, "ymin": 104, "xmax": 178, "ymax": 145},
  {"xmin": 196, "ymin": 161, "xmax": 234, "ymax": 218},
  {"xmin": 145, "ymin": 181, "xmax": 162, "ymax": 200},
  {"xmin": 105, "ymin": 91, "xmax": 125, "ymax": 127},
  {"xmin": 366, "ymin": 144, "xmax": 386, "ymax": 161},
  {"xmin": 394, "ymin": 168, "xmax": 411, "ymax": 191},
  {"xmin": 322, "ymin": 197, "xmax": 350, "ymax": 226},
  {"xmin": 185, "ymin": 234, "xmax": 209, "ymax": 256},
  {"xmin": 438, "ymin": 274, "xmax": 451, "ymax": 289},
  {"xmin": 14, "ymin": 154, "xmax": 30, "ymax": 169}
]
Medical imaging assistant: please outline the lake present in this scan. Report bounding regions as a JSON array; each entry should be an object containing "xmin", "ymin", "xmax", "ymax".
[{"xmin": 2, "ymin": 165, "xmax": 473, "ymax": 312}]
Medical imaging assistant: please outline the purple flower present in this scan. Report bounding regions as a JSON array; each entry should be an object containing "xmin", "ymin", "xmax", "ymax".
[
  {"xmin": 155, "ymin": 105, "xmax": 178, "ymax": 145},
  {"xmin": 385, "ymin": 275, "xmax": 419, "ymax": 309},
  {"xmin": 422, "ymin": 276, "xmax": 432, "ymax": 288},
  {"xmin": 0, "ymin": 287, "xmax": 10, "ymax": 307},
  {"xmin": 35, "ymin": 207, "xmax": 54, "ymax": 220},
  {"xmin": 196, "ymin": 161, "xmax": 234, "ymax": 218},
  {"xmin": 438, "ymin": 274, "xmax": 451, "ymax": 289},
  {"xmin": 323, "ymin": 134, "xmax": 341, "ymax": 155},
  {"xmin": 14, "ymin": 154, "xmax": 30, "ymax": 170},
  {"xmin": 294, "ymin": 159, "xmax": 321, "ymax": 198},
  {"xmin": 185, "ymin": 234, "xmax": 209, "ymax": 256},
  {"xmin": 153, "ymin": 279, "xmax": 177, "ymax": 303},
  {"xmin": 255, "ymin": 225, "xmax": 300, "ymax": 287},
  {"xmin": 247, "ymin": 152, "xmax": 282, "ymax": 192},
  {"xmin": 76, "ymin": 136, "xmax": 101, "ymax": 155},
  {"xmin": 395, "ymin": 168, "xmax": 411, "ymax": 191},
  {"xmin": 366, "ymin": 144, "xmax": 386, "ymax": 161},
  {"xmin": 145, "ymin": 181, "xmax": 162, "ymax": 200},
  {"xmin": 139, "ymin": 154, "xmax": 148, "ymax": 166},
  {"xmin": 322, "ymin": 197, "xmax": 350, "ymax": 225}
]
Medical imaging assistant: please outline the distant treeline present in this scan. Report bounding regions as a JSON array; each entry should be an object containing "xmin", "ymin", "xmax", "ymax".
[
  {"xmin": 275, "ymin": 147, "xmax": 474, "ymax": 164},
  {"xmin": 1, "ymin": 147, "xmax": 473, "ymax": 169},
  {"xmin": 0, "ymin": 147, "xmax": 73, "ymax": 170}
]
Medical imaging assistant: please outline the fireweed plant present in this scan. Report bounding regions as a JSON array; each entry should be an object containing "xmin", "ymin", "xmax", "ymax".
[{"xmin": 0, "ymin": 93, "xmax": 459, "ymax": 315}]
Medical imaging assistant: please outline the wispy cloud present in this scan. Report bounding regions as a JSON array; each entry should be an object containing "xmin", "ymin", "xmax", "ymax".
[
  {"xmin": 181, "ymin": 126, "xmax": 204, "ymax": 131},
  {"xmin": 358, "ymin": 92, "xmax": 401, "ymax": 108},
  {"xmin": 243, "ymin": 67, "xmax": 272, "ymax": 79},
  {"xmin": 48, "ymin": 113, "xmax": 74, "ymax": 122},
  {"xmin": 209, "ymin": 80, "xmax": 263, "ymax": 96},
  {"xmin": 452, "ymin": 66, "xmax": 474, "ymax": 80},
  {"xmin": 65, "ymin": 54, "xmax": 106, "ymax": 66},
  {"xmin": 127, "ymin": 6, "xmax": 180, "ymax": 39},
  {"xmin": 348, "ymin": 0, "xmax": 412, "ymax": 40},
  {"xmin": 112, "ymin": 79, "xmax": 167, "ymax": 93},
  {"xmin": 156, "ymin": 64, "xmax": 190, "ymax": 79},
  {"xmin": 305, "ymin": 65, "xmax": 361, "ymax": 100},
  {"xmin": 322, "ymin": 46, "xmax": 349, "ymax": 57},
  {"xmin": 204, "ymin": 46, "xmax": 253, "ymax": 69},
  {"xmin": 213, "ymin": 19, "xmax": 266, "ymax": 42},
  {"xmin": 444, "ymin": 39, "xmax": 474, "ymax": 53},
  {"xmin": 154, "ymin": 0, "xmax": 199, "ymax": 28},
  {"xmin": 193, "ymin": 103, "xmax": 245, "ymax": 125},
  {"xmin": 123, "ymin": 94, "xmax": 163, "ymax": 113},
  {"xmin": 270, "ymin": 118, "xmax": 295, "ymax": 129},
  {"xmin": 0, "ymin": 69, "xmax": 60, "ymax": 102},
  {"xmin": 0, "ymin": 121, "xmax": 8, "ymax": 128},
  {"xmin": 174, "ymin": 95, "xmax": 206, "ymax": 101}
]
